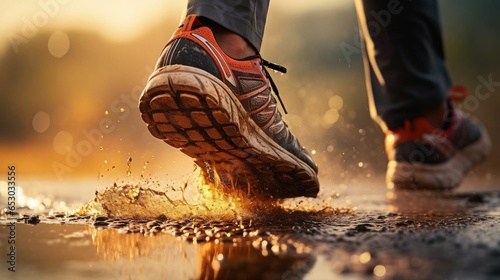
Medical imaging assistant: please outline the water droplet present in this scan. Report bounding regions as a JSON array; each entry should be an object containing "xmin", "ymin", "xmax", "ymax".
[
  {"xmin": 126, "ymin": 157, "xmax": 132, "ymax": 177},
  {"xmin": 104, "ymin": 110, "xmax": 109, "ymax": 115},
  {"xmin": 311, "ymin": 150, "xmax": 317, "ymax": 155},
  {"xmin": 358, "ymin": 162, "xmax": 364, "ymax": 167},
  {"xmin": 99, "ymin": 146, "xmax": 103, "ymax": 151},
  {"xmin": 120, "ymin": 108, "xmax": 125, "ymax": 113}
]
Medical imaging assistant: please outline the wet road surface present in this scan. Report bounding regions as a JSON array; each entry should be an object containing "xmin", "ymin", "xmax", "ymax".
[{"xmin": 1, "ymin": 181, "xmax": 500, "ymax": 280}]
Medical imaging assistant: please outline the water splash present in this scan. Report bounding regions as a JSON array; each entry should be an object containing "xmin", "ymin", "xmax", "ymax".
[
  {"xmin": 77, "ymin": 167, "xmax": 353, "ymax": 220},
  {"xmin": 0, "ymin": 162, "xmax": 352, "ymax": 221},
  {"xmin": 78, "ymin": 167, "xmax": 250, "ymax": 219}
]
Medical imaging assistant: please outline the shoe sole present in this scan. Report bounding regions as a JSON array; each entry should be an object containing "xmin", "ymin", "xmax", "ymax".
[
  {"xmin": 386, "ymin": 124, "xmax": 492, "ymax": 190},
  {"xmin": 139, "ymin": 65, "xmax": 319, "ymax": 198}
]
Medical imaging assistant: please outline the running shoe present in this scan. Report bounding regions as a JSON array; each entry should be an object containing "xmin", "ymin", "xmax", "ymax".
[
  {"xmin": 139, "ymin": 15, "xmax": 319, "ymax": 198},
  {"xmin": 385, "ymin": 98, "xmax": 491, "ymax": 190}
]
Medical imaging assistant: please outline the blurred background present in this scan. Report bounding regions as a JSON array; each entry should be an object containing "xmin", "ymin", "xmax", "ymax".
[{"xmin": 1, "ymin": 0, "xmax": 499, "ymax": 193}]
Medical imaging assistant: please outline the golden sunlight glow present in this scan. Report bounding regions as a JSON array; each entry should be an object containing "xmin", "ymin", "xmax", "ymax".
[
  {"xmin": 0, "ymin": 182, "xmax": 73, "ymax": 213},
  {"xmin": 1, "ymin": 1, "xmax": 344, "ymax": 55}
]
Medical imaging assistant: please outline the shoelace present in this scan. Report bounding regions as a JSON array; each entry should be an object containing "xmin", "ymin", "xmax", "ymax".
[
  {"xmin": 189, "ymin": 18, "xmax": 290, "ymax": 115},
  {"xmin": 261, "ymin": 59, "xmax": 289, "ymax": 114}
]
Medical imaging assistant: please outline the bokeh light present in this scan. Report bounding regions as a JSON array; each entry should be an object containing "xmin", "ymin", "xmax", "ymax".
[
  {"xmin": 48, "ymin": 31, "xmax": 70, "ymax": 58},
  {"xmin": 32, "ymin": 111, "xmax": 51, "ymax": 133},
  {"xmin": 373, "ymin": 265, "xmax": 386, "ymax": 277}
]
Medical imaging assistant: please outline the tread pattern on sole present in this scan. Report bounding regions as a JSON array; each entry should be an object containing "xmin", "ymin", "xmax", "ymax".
[{"xmin": 139, "ymin": 65, "xmax": 319, "ymax": 198}]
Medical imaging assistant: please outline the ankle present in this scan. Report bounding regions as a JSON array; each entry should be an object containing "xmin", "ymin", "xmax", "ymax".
[
  {"xmin": 423, "ymin": 102, "xmax": 448, "ymax": 129},
  {"xmin": 208, "ymin": 23, "xmax": 257, "ymax": 59}
]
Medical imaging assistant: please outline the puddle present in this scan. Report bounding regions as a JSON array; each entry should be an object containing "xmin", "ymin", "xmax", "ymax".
[{"xmin": 1, "ymin": 174, "xmax": 499, "ymax": 280}]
